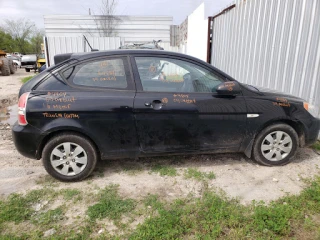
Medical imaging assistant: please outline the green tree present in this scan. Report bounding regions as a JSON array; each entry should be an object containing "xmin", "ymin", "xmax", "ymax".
[
  {"xmin": 0, "ymin": 30, "xmax": 16, "ymax": 52},
  {"xmin": 30, "ymin": 29, "xmax": 44, "ymax": 54},
  {"xmin": 2, "ymin": 18, "xmax": 35, "ymax": 54}
]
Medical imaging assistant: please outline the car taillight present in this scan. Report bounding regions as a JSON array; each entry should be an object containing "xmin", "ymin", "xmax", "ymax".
[{"xmin": 18, "ymin": 92, "xmax": 30, "ymax": 126}]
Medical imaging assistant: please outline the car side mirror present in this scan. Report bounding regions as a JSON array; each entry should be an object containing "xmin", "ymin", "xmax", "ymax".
[{"xmin": 216, "ymin": 81, "xmax": 241, "ymax": 96}]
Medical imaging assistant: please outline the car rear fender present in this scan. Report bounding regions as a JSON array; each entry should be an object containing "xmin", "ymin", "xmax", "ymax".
[{"xmin": 36, "ymin": 120, "xmax": 102, "ymax": 160}]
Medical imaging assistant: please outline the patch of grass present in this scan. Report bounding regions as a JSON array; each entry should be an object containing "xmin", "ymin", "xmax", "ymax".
[
  {"xmin": 129, "ymin": 176, "xmax": 320, "ymax": 239},
  {"xmin": 2, "ymin": 176, "xmax": 320, "ymax": 239},
  {"xmin": 151, "ymin": 164, "xmax": 178, "ymax": 177},
  {"xmin": 0, "ymin": 234, "xmax": 22, "ymax": 240},
  {"xmin": 87, "ymin": 184, "xmax": 136, "ymax": 221},
  {"xmin": 32, "ymin": 207, "xmax": 64, "ymax": 225},
  {"xmin": 0, "ymin": 194, "xmax": 34, "ymax": 224},
  {"xmin": 60, "ymin": 189, "xmax": 81, "ymax": 200},
  {"xmin": 252, "ymin": 201, "xmax": 301, "ymax": 235},
  {"xmin": 0, "ymin": 189, "xmax": 52, "ymax": 224},
  {"xmin": 312, "ymin": 141, "xmax": 320, "ymax": 151},
  {"xmin": 184, "ymin": 167, "xmax": 216, "ymax": 181},
  {"xmin": 21, "ymin": 75, "xmax": 35, "ymax": 83},
  {"xmin": 143, "ymin": 194, "xmax": 164, "ymax": 211}
]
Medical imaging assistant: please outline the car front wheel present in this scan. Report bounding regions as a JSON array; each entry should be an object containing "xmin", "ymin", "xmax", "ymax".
[
  {"xmin": 252, "ymin": 123, "xmax": 299, "ymax": 166},
  {"xmin": 42, "ymin": 133, "xmax": 98, "ymax": 181}
]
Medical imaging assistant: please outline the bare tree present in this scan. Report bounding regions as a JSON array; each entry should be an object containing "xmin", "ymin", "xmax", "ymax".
[
  {"xmin": 30, "ymin": 29, "xmax": 45, "ymax": 54},
  {"xmin": 2, "ymin": 18, "xmax": 35, "ymax": 53},
  {"xmin": 93, "ymin": 0, "xmax": 121, "ymax": 37}
]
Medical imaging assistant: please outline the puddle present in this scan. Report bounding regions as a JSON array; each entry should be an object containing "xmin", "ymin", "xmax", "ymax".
[{"xmin": 0, "ymin": 104, "xmax": 18, "ymax": 125}]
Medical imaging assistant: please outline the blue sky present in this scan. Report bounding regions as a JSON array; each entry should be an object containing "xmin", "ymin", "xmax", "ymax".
[{"xmin": 0, "ymin": 0, "xmax": 233, "ymax": 28}]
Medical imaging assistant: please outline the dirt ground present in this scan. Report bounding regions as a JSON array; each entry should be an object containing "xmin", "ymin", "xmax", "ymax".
[{"xmin": 0, "ymin": 69, "xmax": 319, "ymax": 204}]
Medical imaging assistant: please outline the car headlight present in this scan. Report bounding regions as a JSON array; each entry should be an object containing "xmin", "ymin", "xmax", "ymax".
[{"xmin": 304, "ymin": 102, "xmax": 319, "ymax": 118}]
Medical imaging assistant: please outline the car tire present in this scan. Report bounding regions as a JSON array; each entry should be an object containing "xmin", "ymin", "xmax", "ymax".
[
  {"xmin": 42, "ymin": 133, "xmax": 98, "ymax": 182},
  {"xmin": 1, "ymin": 58, "xmax": 10, "ymax": 76},
  {"xmin": 252, "ymin": 123, "xmax": 299, "ymax": 166},
  {"xmin": 9, "ymin": 60, "xmax": 16, "ymax": 74},
  {"xmin": 25, "ymin": 68, "xmax": 30, "ymax": 72}
]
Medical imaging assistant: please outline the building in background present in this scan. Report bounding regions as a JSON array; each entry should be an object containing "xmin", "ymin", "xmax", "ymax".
[
  {"xmin": 43, "ymin": 15, "xmax": 179, "ymax": 66},
  {"xmin": 44, "ymin": 15, "xmax": 173, "ymax": 44},
  {"xmin": 43, "ymin": 2, "xmax": 217, "ymax": 63}
]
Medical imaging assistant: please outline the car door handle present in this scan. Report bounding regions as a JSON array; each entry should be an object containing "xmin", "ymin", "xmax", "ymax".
[
  {"xmin": 152, "ymin": 100, "xmax": 163, "ymax": 110},
  {"xmin": 145, "ymin": 100, "xmax": 164, "ymax": 110},
  {"xmin": 145, "ymin": 102, "xmax": 152, "ymax": 107}
]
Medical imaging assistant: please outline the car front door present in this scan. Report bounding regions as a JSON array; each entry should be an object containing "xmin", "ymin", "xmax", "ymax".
[{"xmin": 131, "ymin": 55, "xmax": 248, "ymax": 154}]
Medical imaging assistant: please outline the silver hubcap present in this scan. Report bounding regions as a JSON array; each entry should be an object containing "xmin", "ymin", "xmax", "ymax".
[
  {"xmin": 50, "ymin": 142, "xmax": 87, "ymax": 176},
  {"xmin": 261, "ymin": 131, "xmax": 293, "ymax": 161}
]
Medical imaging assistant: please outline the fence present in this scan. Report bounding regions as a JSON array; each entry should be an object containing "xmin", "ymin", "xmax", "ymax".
[{"xmin": 211, "ymin": 0, "xmax": 320, "ymax": 118}]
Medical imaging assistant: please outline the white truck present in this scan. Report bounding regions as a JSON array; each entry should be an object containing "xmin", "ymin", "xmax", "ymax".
[{"xmin": 21, "ymin": 54, "xmax": 37, "ymax": 72}]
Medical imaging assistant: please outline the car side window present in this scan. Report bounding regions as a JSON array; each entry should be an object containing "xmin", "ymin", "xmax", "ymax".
[
  {"xmin": 36, "ymin": 73, "xmax": 73, "ymax": 91},
  {"xmin": 134, "ymin": 57, "xmax": 224, "ymax": 93},
  {"xmin": 62, "ymin": 58, "xmax": 128, "ymax": 89}
]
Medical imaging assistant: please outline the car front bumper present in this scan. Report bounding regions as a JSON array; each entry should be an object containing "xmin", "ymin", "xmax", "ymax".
[{"xmin": 305, "ymin": 117, "xmax": 320, "ymax": 146}]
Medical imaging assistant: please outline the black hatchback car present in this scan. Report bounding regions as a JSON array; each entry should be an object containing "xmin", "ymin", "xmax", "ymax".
[{"xmin": 12, "ymin": 50, "xmax": 320, "ymax": 181}]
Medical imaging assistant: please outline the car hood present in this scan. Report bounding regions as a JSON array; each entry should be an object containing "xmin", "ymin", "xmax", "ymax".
[{"xmin": 244, "ymin": 84, "xmax": 305, "ymax": 102}]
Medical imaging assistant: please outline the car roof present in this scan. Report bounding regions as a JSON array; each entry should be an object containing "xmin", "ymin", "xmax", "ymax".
[
  {"xmin": 55, "ymin": 50, "xmax": 198, "ymax": 66},
  {"xmin": 69, "ymin": 49, "xmax": 215, "ymax": 70},
  {"xmin": 71, "ymin": 49, "xmax": 192, "ymax": 60}
]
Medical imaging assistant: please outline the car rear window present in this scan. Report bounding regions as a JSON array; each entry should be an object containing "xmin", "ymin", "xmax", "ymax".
[
  {"xmin": 35, "ymin": 73, "xmax": 73, "ymax": 91},
  {"xmin": 62, "ymin": 58, "xmax": 128, "ymax": 89}
]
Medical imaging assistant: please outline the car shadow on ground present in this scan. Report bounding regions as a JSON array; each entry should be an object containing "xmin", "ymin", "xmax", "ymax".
[{"xmin": 90, "ymin": 148, "xmax": 315, "ymax": 178}]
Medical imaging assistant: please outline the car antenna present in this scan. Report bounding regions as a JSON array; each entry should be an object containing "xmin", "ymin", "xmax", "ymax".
[{"xmin": 83, "ymin": 35, "xmax": 99, "ymax": 52}]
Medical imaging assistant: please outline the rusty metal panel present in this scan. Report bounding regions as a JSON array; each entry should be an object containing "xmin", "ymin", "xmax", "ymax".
[
  {"xmin": 170, "ymin": 25, "xmax": 179, "ymax": 46},
  {"xmin": 211, "ymin": 0, "xmax": 320, "ymax": 120},
  {"xmin": 178, "ymin": 18, "xmax": 188, "ymax": 46}
]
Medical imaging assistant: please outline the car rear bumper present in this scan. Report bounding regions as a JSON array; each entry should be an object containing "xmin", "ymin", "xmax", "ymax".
[
  {"xmin": 21, "ymin": 65, "xmax": 36, "ymax": 69},
  {"xmin": 305, "ymin": 117, "xmax": 320, "ymax": 146},
  {"xmin": 12, "ymin": 122, "xmax": 42, "ymax": 160}
]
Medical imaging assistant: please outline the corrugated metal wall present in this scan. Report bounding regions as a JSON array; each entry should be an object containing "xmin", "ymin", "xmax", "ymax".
[
  {"xmin": 44, "ymin": 15, "xmax": 172, "ymax": 43},
  {"xmin": 211, "ymin": 0, "xmax": 320, "ymax": 118},
  {"xmin": 45, "ymin": 36, "xmax": 121, "ymax": 66}
]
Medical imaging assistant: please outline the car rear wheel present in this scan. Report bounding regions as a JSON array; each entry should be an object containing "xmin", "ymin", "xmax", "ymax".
[
  {"xmin": 252, "ymin": 123, "xmax": 299, "ymax": 166},
  {"xmin": 1, "ymin": 58, "xmax": 10, "ymax": 76},
  {"xmin": 25, "ymin": 68, "xmax": 30, "ymax": 72},
  {"xmin": 9, "ymin": 60, "xmax": 16, "ymax": 74},
  {"xmin": 42, "ymin": 133, "xmax": 98, "ymax": 182}
]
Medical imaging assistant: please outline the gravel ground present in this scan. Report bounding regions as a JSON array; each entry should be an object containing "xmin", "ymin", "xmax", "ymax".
[{"xmin": 0, "ymin": 68, "xmax": 319, "ymax": 204}]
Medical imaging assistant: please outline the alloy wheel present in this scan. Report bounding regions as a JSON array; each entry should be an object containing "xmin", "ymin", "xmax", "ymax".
[
  {"xmin": 50, "ymin": 142, "xmax": 88, "ymax": 176},
  {"xmin": 261, "ymin": 131, "xmax": 293, "ymax": 161}
]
